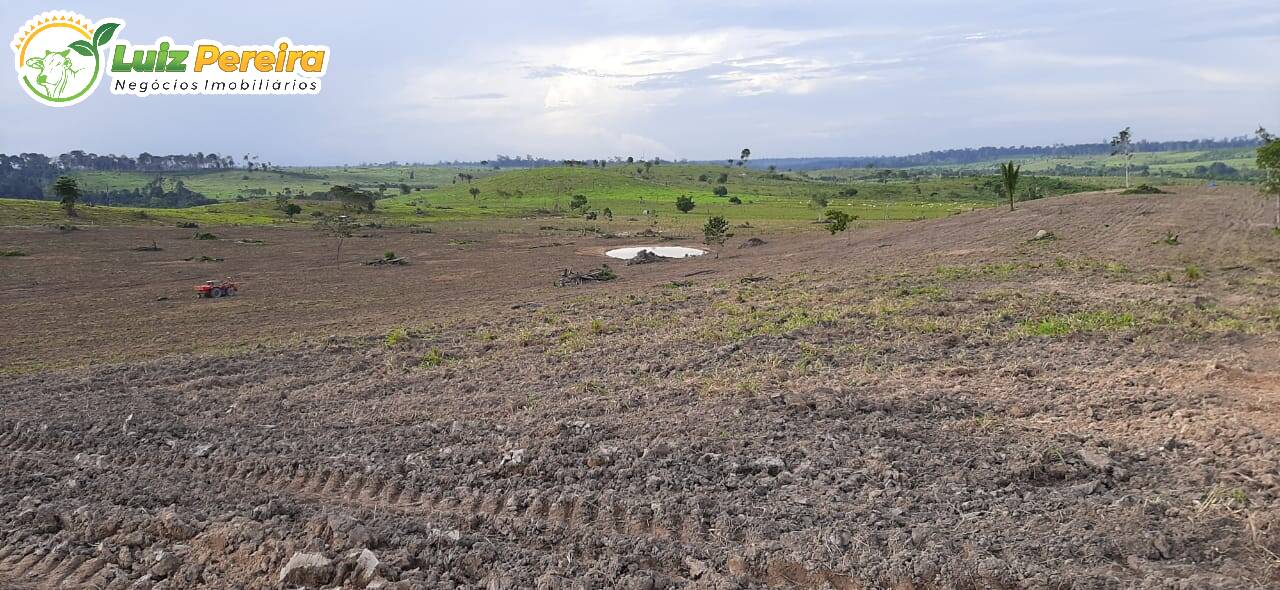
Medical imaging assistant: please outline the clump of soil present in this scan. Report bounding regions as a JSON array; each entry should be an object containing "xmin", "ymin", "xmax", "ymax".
[
  {"xmin": 739, "ymin": 237, "xmax": 767, "ymax": 248},
  {"xmin": 1121, "ymin": 184, "xmax": 1167, "ymax": 195}
]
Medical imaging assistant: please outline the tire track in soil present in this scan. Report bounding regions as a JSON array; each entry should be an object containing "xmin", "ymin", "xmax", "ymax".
[{"xmin": 0, "ymin": 426, "xmax": 860, "ymax": 589}]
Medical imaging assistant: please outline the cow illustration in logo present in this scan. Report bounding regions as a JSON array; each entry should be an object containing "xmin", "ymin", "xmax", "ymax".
[
  {"xmin": 11, "ymin": 11, "xmax": 121, "ymax": 107},
  {"xmin": 26, "ymin": 48, "xmax": 79, "ymax": 97}
]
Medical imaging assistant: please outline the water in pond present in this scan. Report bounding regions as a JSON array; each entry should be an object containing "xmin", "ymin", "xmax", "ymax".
[{"xmin": 605, "ymin": 246, "xmax": 706, "ymax": 259}]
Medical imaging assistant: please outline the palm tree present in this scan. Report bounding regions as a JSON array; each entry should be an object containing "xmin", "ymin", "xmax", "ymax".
[
  {"xmin": 52, "ymin": 176, "xmax": 81, "ymax": 216},
  {"xmin": 999, "ymin": 161, "xmax": 1021, "ymax": 211},
  {"xmin": 1110, "ymin": 127, "xmax": 1134, "ymax": 188}
]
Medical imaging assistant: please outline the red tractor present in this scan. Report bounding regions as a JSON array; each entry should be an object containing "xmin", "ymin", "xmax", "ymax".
[{"xmin": 194, "ymin": 279, "xmax": 239, "ymax": 298}]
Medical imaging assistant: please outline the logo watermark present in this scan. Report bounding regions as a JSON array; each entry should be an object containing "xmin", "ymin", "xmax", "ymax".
[{"xmin": 12, "ymin": 11, "xmax": 329, "ymax": 107}]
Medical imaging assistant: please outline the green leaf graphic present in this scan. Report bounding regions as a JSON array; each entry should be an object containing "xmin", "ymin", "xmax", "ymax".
[
  {"xmin": 92, "ymin": 22, "xmax": 119, "ymax": 47},
  {"xmin": 69, "ymin": 40, "xmax": 95, "ymax": 57}
]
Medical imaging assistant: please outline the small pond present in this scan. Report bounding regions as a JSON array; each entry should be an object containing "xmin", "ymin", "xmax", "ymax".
[{"xmin": 605, "ymin": 246, "xmax": 706, "ymax": 260}]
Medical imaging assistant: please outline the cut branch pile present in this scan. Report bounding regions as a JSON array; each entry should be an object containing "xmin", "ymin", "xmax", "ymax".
[
  {"xmin": 556, "ymin": 264, "xmax": 617, "ymax": 286},
  {"xmin": 365, "ymin": 257, "xmax": 408, "ymax": 266}
]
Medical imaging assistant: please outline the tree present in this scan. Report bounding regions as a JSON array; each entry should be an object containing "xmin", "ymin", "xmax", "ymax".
[
  {"xmin": 283, "ymin": 203, "xmax": 302, "ymax": 218},
  {"xmin": 468, "ymin": 187, "xmax": 480, "ymax": 201},
  {"xmin": 314, "ymin": 214, "xmax": 357, "ymax": 264},
  {"xmin": 702, "ymin": 215, "xmax": 730, "ymax": 257},
  {"xmin": 809, "ymin": 193, "xmax": 830, "ymax": 210},
  {"xmin": 824, "ymin": 210, "xmax": 852, "ymax": 235},
  {"xmin": 712, "ymin": 185, "xmax": 728, "ymax": 197},
  {"xmin": 740, "ymin": 148, "xmax": 751, "ymax": 165},
  {"xmin": 52, "ymin": 176, "xmax": 81, "ymax": 216},
  {"xmin": 1257, "ymin": 126, "xmax": 1280, "ymax": 227},
  {"xmin": 999, "ymin": 161, "xmax": 1021, "ymax": 211},
  {"xmin": 331, "ymin": 185, "xmax": 374, "ymax": 212},
  {"xmin": 1110, "ymin": 127, "xmax": 1135, "ymax": 188},
  {"xmin": 675, "ymin": 195, "xmax": 695, "ymax": 213}
]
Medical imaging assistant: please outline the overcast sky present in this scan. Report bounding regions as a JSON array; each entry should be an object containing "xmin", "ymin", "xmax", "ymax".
[{"xmin": 2, "ymin": 0, "xmax": 1277, "ymax": 164}]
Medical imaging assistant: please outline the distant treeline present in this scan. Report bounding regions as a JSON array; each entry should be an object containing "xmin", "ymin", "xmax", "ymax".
[
  {"xmin": 440, "ymin": 154, "xmax": 648, "ymax": 169},
  {"xmin": 0, "ymin": 152, "xmax": 223, "ymax": 205},
  {"xmin": 744, "ymin": 136, "xmax": 1263, "ymax": 171},
  {"xmin": 2, "ymin": 150, "xmax": 249, "ymax": 173}
]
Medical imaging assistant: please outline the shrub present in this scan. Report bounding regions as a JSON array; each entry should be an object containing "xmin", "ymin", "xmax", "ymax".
[
  {"xmin": 728, "ymin": 196, "xmax": 742, "ymax": 204},
  {"xmin": 703, "ymin": 215, "xmax": 730, "ymax": 249},
  {"xmin": 177, "ymin": 221, "xmax": 199, "ymax": 228},
  {"xmin": 570, "ymin": 194, "xmax": 589, "ymax": 210},
  {"xmin": 712, "ymin": 186, "xmax": 728, "ymax": 197},
  {"xmin": 419, "ymin": 348, "xmax": 445, "ymax": 367},
  {"xmin": 1, "ymin": 249, "xmax": 28, "ymax": 257},
  {"xmin": 824, "ymin": 210, "xmax": 852, "ymax": 235},
  {"xmin": 193, "ymin": 232, "xmax": 218, "ymax": 240},
  {"xmin": 385, "ymin": 327, "xmax": 409, "ymax": 347},
  {"xmin": 1185, "ymin": 265, "xmax": 1202, "ymax": 280},
  {"xmin": 676, "ymin": 195, "xmax": 695, "ymax": 213}
]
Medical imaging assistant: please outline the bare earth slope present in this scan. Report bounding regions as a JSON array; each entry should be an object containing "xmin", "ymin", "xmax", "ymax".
[{"xmin": 1, "ymin": 186, "xmax": 1278, "ymax": 588}]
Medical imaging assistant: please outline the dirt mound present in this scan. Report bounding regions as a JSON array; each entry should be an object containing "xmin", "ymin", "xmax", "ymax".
[{"xmin": 626, "ymin": 249, "xmax": 666, "ymax": 265}]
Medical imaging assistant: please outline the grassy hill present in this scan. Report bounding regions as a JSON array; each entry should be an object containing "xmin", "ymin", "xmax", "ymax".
[
  {"xmin": 377, "ymin": 163, "xmax": 1098, "ymax": 224},
  {"xmin": 1, "ymin": 162, "xmax": 1128, "ymax": 229}
]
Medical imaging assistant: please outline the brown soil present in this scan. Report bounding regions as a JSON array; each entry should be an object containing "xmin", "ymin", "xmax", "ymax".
[{"xmin": 1, "ymin": 186, "xmax": 1278, "ymax": 589}]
